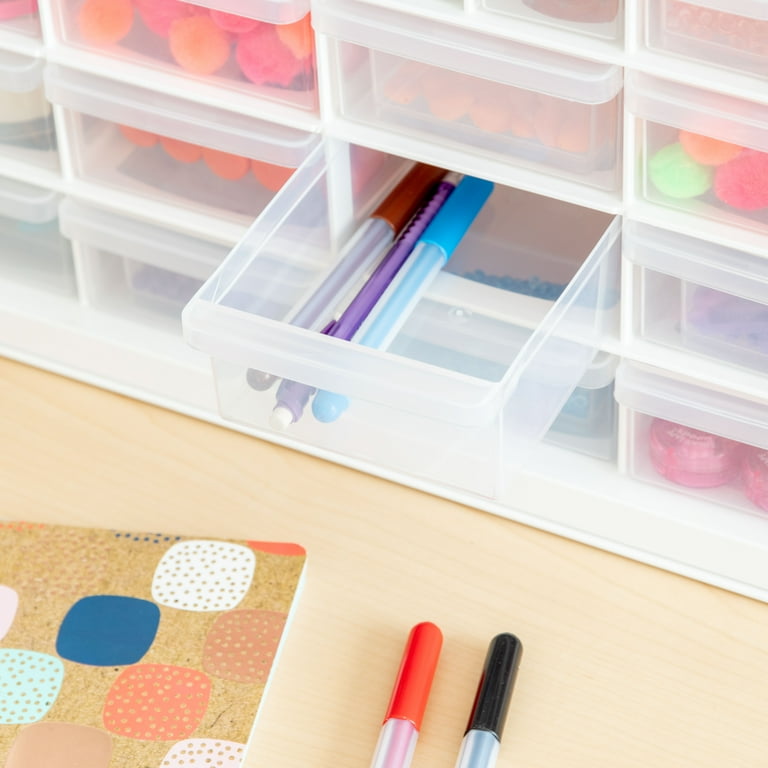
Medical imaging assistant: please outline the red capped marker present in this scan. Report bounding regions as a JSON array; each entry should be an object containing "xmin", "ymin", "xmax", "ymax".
[{"xmin": 370, "ymin": 622, "xmax": 443, "ymax": 768}]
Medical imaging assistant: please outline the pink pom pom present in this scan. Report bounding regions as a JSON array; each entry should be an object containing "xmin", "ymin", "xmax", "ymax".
[
  {"xmin": 714, "ymin": 149, "xmax": 768, "ymax": 211},
  {"xmin": 209, "ymin": 9, "xmax": 260, "ymax": 34},
  {"xmin": 134, "ymin": 0, "xmax": 197, "ymax": 38},
  {"xmin": 236, "ymin": 23, "xmax": 303, "ymax": 87}
]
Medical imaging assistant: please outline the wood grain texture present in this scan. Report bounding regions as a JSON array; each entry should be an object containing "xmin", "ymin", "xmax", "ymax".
[{"xmin": 1, "ymin": 357, "xmax": 766, "ymax": 768}]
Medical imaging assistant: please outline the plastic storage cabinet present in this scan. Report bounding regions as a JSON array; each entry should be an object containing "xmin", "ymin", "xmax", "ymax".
[
  {"xmin": 616, "ymin": 361, "xmax": 768, "ymax": 517},
  {"xmin": 0, "ymin": 0, "xmax": 40, "ymax": 37},
  {"xmin": 627, "ymin": 71, "xmax": 768, "ymax": 237},
  {"xmin": 481, "ymin": 0, "xmax": 623, "ymax": 40},
  {"xmin": 44, "ymin": 65, "xmax": 319, "ymax": 232},
  {"xmin": 0, "ymin": 175, "xmax": 75, "ymax": 295},
  {"xmin": 624, "ymin": 220, "xmax": 768, "ymax": 374},
  {"xmin": 182, "ymin": 142, "xmax": 621, "ymax": 498},
  {"xmin": 0, "ymin": 49, "xmax": 57, "ymax": 169},
  {"xmin": 645, "ymin": 0, "xmax": 768, "ymax": 79},
  {"xmin": 47, "ymin": 0, "xmax": 318, "ymax": 111},
  {"xmin": 59, "ymin": 198, "xmax": 231, "ymax": 331},
  {"xmin": 314, "ymin": 0, "xmax": 624, "ymax": 192}
]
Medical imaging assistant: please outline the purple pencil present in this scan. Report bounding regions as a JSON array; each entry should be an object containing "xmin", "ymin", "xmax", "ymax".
[{"xmin": 270, "ymin": 172, "xmax": 460, "ymax": 429}]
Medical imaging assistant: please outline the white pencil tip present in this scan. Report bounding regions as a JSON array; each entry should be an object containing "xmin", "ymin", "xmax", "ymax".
[{"xmin": 270, "ymin": 405, "xmax": 294, "ymax": 430}]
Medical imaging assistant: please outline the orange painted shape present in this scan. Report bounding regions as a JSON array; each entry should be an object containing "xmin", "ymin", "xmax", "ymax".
[{"xmin": 103, "ymin": 664, "xmax": 211, "ymax": 740}]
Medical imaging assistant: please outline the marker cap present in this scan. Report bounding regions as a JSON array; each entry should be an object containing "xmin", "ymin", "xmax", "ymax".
[
  {"xmin": 372, "ymin": 163, "xmax": 445, "ymax": 233},
  {"xmin": 420, "ymin": 175, "xmax": 494, "ymax": 259},
  {"xmin": 466, "ymin": 633, "xmax": 522, "ymax": 740},
  {"xmin": 384, "ymin": 621, "xmax": 443, "ymax": 731}
]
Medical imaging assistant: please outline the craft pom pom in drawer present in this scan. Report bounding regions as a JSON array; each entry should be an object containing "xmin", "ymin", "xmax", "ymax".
[{"xmin": 48, "ymin": 0, "xmax": 318, "ymax": 110}]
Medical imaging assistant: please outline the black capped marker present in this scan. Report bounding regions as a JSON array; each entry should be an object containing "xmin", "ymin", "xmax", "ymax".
[{"xmin": 454, "ymin": 633, "xmax": 522, "ymax": 768}]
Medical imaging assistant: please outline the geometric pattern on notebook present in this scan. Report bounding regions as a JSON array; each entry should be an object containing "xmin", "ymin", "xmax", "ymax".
[
  {"xmin": 56, "ymin": 595, "xmax": 161, "ymax": 666},
  {"xmin": 203, "ymin": 609, "xmax": 287, "ymax": 683},
  {"xmin": 0, "ymin": 523, "xmax": 305, "ymax": 767},
  {"xmin": 0, "ymin": 650, "xmax": 65, "ymax": 724},
  {"xmin": 151, "ymin": 540, "xmax": 257, "ymax": 611},
  {"xmin": 159, "ymin": 738, "xmax": 246, "ymax": 767}
]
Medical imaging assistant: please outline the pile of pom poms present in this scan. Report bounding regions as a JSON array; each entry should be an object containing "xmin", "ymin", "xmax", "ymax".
[
  {"xmin": 648, "ymin": 129, "xmax": 768, "ymax": 212},
  {"xmin": 383, "ymin": 63, "xmax": 615, "ymax": 156},
  {"xmin": 77, "ymin": 0, "xmax": 315, "ymax": 89},
  {"xmin": 118, "ymin": 124, "xmax": 296, "ymax": 188}
]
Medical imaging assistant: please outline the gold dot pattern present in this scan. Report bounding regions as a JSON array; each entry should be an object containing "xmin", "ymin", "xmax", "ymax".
[
  {"xmin": 202, "ymin": 610, "xmax": 287, "ymax": 684},
  {"xmin": 160, "ymin": 738, "xmax": 245, "ymax": 767},
  {"xmin": 10, "ymin": 526, "xmax": 109, "ymax": 602},
  {"xmin": 102, "ymin": 664, "xmax": 212, "ymax": 741},
  {"xmin": 151, "ymin": 541, "xmax": 257, "ymax": 612},
  {"xmin": 0, "ymin": 650, "xmax": 64, "ymax": 724}
]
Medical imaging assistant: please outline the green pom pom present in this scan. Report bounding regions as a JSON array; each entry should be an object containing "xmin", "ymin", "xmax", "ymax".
[{"xmin": 648, "ymin": 142, "xmax": 713, "ymax": 199}]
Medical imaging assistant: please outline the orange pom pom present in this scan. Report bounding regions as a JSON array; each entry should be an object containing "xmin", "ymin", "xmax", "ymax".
[
  {"xmin": 275, "ymin": 14, "xmax": 314, "ymax": 59},
  {"xmin": 119, "ymin": 124, "xmax": 158, "ymax": 147},
  {"xmin": 251, "ymin": 159, "xmax": 294, "ymax": 191},
  {"xmin": 161, "ymin": 137, "xmax": 203, "ymax": 163},
  {"xmin": 168, "ymin": 15, "xmax": 230, "ymax": 75},
  {"xmin": 422, "ymin": 71, "xmax": 473, "ymax": 121},
  {"xmin": 203, "ymin": 148, "xmax": 250, "ymax": 180},
  {"xmin": 679, "ymin": 130, "xmax": 744, "ymax": 166},
  {"xmin": 78, "ymin": 0, "xmax": 134, "ymax": 45}
]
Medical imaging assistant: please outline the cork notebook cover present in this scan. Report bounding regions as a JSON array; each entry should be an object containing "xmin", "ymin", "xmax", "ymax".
[{"xmin": 0, "ymin": 521, "xmax": 306, "ymax": 768}]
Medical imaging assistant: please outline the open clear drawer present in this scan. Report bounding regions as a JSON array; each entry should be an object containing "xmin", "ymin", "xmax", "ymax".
[{"xmin": 182, "ymin": 141, "xmax": 621, "ymax": 497}]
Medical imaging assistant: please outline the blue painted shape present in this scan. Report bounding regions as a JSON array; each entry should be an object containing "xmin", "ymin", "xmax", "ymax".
[{"xmin": 56, "ymin": 595, "xmax": 160, "ymax": 666}]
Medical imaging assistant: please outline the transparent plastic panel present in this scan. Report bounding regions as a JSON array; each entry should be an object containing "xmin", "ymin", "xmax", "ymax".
[
  {"xmin": 0, "ymin": 0, "xmax": 41, "ymax": 36},
  {"xmin": 0, "ymin": 210, "xmax": 75, "ymax": 295},
  {"xmin": 183, "ymin": 143, "xmax": 619, "ymax": 497},
  {"xmin": 334, "ymin": 42, "xmax": 622, "ymax": 192},
  {"xmin": 50, "ymin": 0, "xmax": 318, "ymax": 110},
  {"xmin": 0, "ymin": 52, "xmax": 57, "ymax": 169},
  {"xmin": 482, "ymin": 0, "xmax": 624, "ymax": 40},
  {"xmin": 626, "ymin": 222, "xmax": 768, "ymax": 374},
  {"xmin": 61, "ymin": 110, "xmax": 303, "ymax": 225},
  {"xmin": 640, "ymin": 120, "xmax": 768, "ymax": 236},
  {"xmin": 629, "ymin": 73, "xmax": 768, "ymax": 236},
  {"xmin": 617, "ymin": 362, "xmax": 768, "ymax": 518},
  {"xmin": 646, "ymin": 0, "xmax": 768, "ymax": 78},
  {"xmin": 544, "ymin": 352, "xmax": 618, "ymax": 460},
  {"xmin": 626, "ymin": 410, "xmax": 768, "ymax": 518},
  {"xmin": 63, "ymin": 199, "xmax": 229, "ymax": 328}
]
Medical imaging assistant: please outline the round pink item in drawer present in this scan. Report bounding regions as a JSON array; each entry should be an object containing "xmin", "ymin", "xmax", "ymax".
[
  {"xmin": 649, "ymin": 417, "xmax": 743, "ymax": 488},
  {"xmin": 742, "ymin": 447, "xmax": 768, "ymax": 512}
]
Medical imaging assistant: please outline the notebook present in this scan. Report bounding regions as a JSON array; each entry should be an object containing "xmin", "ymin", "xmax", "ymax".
[{"xmin": 0, "ymin": 521, "xmax": 306, "ymax": 768}]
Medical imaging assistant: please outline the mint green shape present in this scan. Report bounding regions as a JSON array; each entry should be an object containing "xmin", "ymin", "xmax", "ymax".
[{"xmin": 0, "ymin": 649, "xmax": 65, "ymax": 724}]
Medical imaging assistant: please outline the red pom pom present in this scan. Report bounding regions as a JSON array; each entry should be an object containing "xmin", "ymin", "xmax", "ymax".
[
  {"xmin": 714, "ymin": 149, "xmax": 768, "ymax": 211},
  {"xmin": 134, "ymin": 0, "xmax": 196, "ymax": 38},
  {"xmin": 209, "ymin": 9, "xmax": 260, "ymax": 34},
  {"xmin": 168, "ymin": 14, "xmax": 231, "ymax": 74},
  {"xmin": 78, "ymin": 0, "xmax": 134, "ymax": 45},
  {"xmin": 236, "ymin": 23, "xmax": 302, "ymax": 86}
]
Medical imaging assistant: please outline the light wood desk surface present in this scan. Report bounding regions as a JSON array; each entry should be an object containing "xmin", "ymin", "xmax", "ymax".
[{"xmin": 1, "ymin": 357, "xmax": 766, "ymax": 767}]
